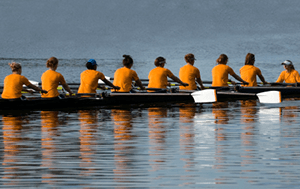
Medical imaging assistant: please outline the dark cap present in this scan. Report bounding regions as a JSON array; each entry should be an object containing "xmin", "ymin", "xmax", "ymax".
[
  {"xmin": 281, "ymin": 60, "xmax": 293, "ymax": 66},
  {"xmin": 88, "ymin": 59, "xmax": 97, "ymax": 66}
]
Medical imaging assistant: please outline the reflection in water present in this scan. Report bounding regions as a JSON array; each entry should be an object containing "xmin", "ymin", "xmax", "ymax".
[
  {"xmin": 280, "ymin": 106, "xmax": 298, "ymax": 124},
  {"xmin": 40, "ymin": 111, "xmax": 59, "ymax": 185},
  {"xmin": 240, "ymin": 100, "xmax": 258, "ymax": 173},
  {"xmin": 240, "ymin": 100, "xmax": 258, "ymax": 124},
  {"xmin": 179, "ymin": 105, "xmax": 196, "ymax": 186},
  {"xmin": 148, "ymin": 107, "xmax": 168, "ymax": 172},
  {"xmin": 78, "ymin": 110, "xmax": 98, "ymax": 176},
  {"xmin": 212, "ymin": 102, "xmax": 228, "ymax": 172},
  {"xmin": 2, "ymin": 115, "xmax": 24, "ymax": 186},
  {"xmin": 212, "ymin": 102, "xmax": 229, "ymax": 141},
  {"xmin": 111, "ymin": 109, "xmax": 135, "ymax": 184},
  {"xmin": 179, "ymin": 106, "xmax": 195, "ymax": 169}
]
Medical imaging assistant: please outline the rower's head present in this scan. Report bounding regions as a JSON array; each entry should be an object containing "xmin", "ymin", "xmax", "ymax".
[
  {"xmin": 154, "ymin": 57, "xmax": 166, "ymax": 67},
  {"xmin": 185, "ymin": 53, "xmax": 196, "ymax": 65},
  {"xmin": 46, "ymin": 57, "xmax": 59, "ymax": 70},
  {"xmin": 86, "ymin": 59, "xmax": 98, "ymax": 70},
  {"xmin": 123, "ymin": 55, "xmax": 133, "ymax": 68},
  {"xmin": 216, "ymin": 54, "xmax": 228, "ymax": 65},
  {"xmin": 9, "ymin": 62, "xmax": 22, "ymax": 74},
  {"xmin": 281, "ymin": 60, "xmax": 295, "ymax": 71},
  {"xmin": 245, "ymin": 53, "xmax": 255, "ymax": 65}
]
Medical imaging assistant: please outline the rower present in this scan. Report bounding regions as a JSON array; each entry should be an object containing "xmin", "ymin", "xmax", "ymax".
[
  {"xmin": 240, "ymin": 53, "xmax": 267, "ymax": 86},
  {"xmin": 1, "ymin": 62, "xmax": 47, "ymax": 100},
  {"xmin": 276, "ymin": 60, "xmax": 300, "ymax": 83},
  {"xmin": 41, "ymin": 57, "xmax": 73, "ymax": 99},
  {"xmin": 179, "ymin": 53, "xmax": 205, "ymax": 90},
  {"xmin": 212, "ymin": 54, "xmax": 248, "ymax": 87},
  {"xmin": 148, "ymin": 56, "xmax": 188, "ymax": 92},
  {"xmin": 78, "ymin": 59, "xmax": 119, "ymax": 95},
  {"xmin": 112, "ymin": 55, "xmax": 145, "ymax": 92}
]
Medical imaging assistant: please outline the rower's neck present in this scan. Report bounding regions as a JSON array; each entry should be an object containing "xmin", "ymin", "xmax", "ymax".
[{"xmin": 12, "ymin": 71, "xmax": 21, "ymax": 75}]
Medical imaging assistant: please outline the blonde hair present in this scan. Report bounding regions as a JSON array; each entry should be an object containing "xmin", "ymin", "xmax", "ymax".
[
  {"xmin": 8, "ymin": 62, "xmax": 22, "ymax": 72},
  {"xmin": 46, "ymin": 57, "xmax": 59, "ymax": 68}
]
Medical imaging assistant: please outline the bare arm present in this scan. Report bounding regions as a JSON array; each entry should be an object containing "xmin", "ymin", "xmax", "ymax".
[
  {"xmin": 258, "ymin": 74, "xmax": 268, "ymax": 85},
  {"xmin": 26, "ymin": 84, "xmax": 48, "ymax": 93},
  {"xmin": 170, "ymin": 75, "xmax": 189, "ymax": 87},
  {"xmin": 135, "ymin": 79, "xmax": 145, "ymax": 90},
  {"xmin": 102, "ymin": 78, "xmax": 120, "ymax": 90},
  {"xmin": 196, "ymin": 77, "xmax": 205, "ymax": 90},
  {"xmin": 62, "ymin": 83, "xmax": 74, "ymax": 94},
  {"xmin": 232, "ymin": 73, "xmax": 249, "ymax": 85}
]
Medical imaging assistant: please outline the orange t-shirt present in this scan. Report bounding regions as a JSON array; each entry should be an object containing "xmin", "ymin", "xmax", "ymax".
[
  {"xmin": 148, "ymin": 67, "xmax": 174, "ymax": 89},
  {"xmin": 41, "ymin": 70, "xmax": 66, "ymax": 98},
  {"xmin": 78, "ymin": 70, "xmax": 105, "ymax": 93},
  {"xmin": 1, "ymin": 74, "xmax": 31, "ymax": 99},
  {"xmin": 212, "ymin": 64, "xmax": 235, "ymax": 87},
  {"xmin": 179, "ymin": 64, "xmax": 200, "ymax": 90},
  {"xmin": 240, "ymin": 65, "xmax": 262, "ymax": 87},
  {"xmin": 113, "ymin": 67, "xmax": 139, "ymax": 92},
  {"xmin": 276, "ymin": 69, "xmax": 300, "ymax": 83}
]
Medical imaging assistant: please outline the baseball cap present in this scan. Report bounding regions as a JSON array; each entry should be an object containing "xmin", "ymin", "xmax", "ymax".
[
  {"xmin": 88, "ymin": 59, "xmax": 97, "ymax": 66},
  {"xmin": 281, "ymin": 60, "xmax": 293, "ymax": 66}
]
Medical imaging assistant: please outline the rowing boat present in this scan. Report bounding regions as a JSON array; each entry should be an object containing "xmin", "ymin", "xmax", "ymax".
[
  {"xmin": 235, "ymin": 86, "xmax": 300, "ymax": 97},
  {"xmin": 2, "ymin": 84, "xmax": 300, "ymax": 110}
]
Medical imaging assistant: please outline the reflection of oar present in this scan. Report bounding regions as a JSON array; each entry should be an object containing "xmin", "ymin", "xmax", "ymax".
[
  {"xmin": 257, "ymin": 91, "xmax": 282, "ymax": 103},
  {"xmin": 191, "ymin": 89, "xmax": 217, "ymax": 103}
]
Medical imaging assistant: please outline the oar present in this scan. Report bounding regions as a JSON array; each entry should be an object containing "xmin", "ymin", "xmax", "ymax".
[
  {"xmin": 256, "ymin": 91, "xmax": 282, "ymax": 103},
  {"xmin": 191, "ymin": 89, "xmax": 217, "ymax": 103}
]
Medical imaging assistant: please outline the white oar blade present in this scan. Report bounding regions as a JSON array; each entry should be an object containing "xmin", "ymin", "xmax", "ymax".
[
  {"xmin": 98, "ymin": 76, "xmax": 110, "ymax": 84},
  {"xmin": 191, "ymin": 89, "xmax": 217, "ymax": 103},
  {"xmin": 257, "ymin": 91, "xmax": 282, "ymax": 103}
]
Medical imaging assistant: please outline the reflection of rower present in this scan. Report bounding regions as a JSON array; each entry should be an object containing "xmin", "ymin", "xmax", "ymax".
[
  {"xmin": 40, "ymin": 111, "xmax": 59, "ymax": 184},
  {"xmin": 212, "ymin": 102, "xmax": 229, "ymax": 125},
  {"xmin": 78, "ymin": 110, "xmax": 98, "ymax": 176},
  {"xmin": 148, "ymin": 107, "xmax": 168, "ymax": 171},
  {"xmin": 279, "ymin": 106, "xmax": 298, "ymax": 124},
  {"xmin": 179, "ymin": 105, "xmax": 196, "ymax": 170},
  {"xmin": 240, "ymin": 100, "xmax": 257, "ymax": 124},
  {"xmin": 2, "ymin": 115, "xmax": 23, "ymax": 186},
  {"xmin": 1, "ymin": 62, "xmax": 47, "ymax": 100},
  {"xmin": 111, "ymin": 109, "xmax": 134, "ymax": 182}
]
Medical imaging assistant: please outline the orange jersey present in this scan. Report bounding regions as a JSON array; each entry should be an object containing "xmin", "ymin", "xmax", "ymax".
[
  {"xmin": 212, "ymin": 64, "xmax": 235, "ymax": 87},
  {"xmin": 113, "ymin": 67, "xmax": 139, "ymax": 92},
  {"xmin": 240, "ymin": 65, "xmax": 262, "ymax": 87},
  {"xmin": 276, "ymin": 69, "xmax": 300, "ymax": 83},
  {"xmin": 148, "ymin": 67, "xmax": 174, "ymax": 89},
  {"xmin": 179, "ymin": 64, "xmax": 200, "ymax": 90},
  {"xmin": 78, "ymin": 70, "xmax": 105, "ymax": 93},
  {"xmin": 1, "ymin": 74, "xmax": 31, "ymax": 99},
  {"xmin": 41, "ymin": 70, "xmax": 66, "ymax": 98}
]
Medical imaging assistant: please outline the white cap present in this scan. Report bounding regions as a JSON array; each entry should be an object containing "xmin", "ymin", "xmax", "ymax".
[{"xmin": 281, "ymin": 60, "xmax": 293, "ymax": 66}]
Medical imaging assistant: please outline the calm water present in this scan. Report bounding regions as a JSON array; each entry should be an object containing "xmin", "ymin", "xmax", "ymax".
[
  {"xmin": 2, "ymin": 0, "xmax": 300, "ymax": 188},
  {"xmin": 1, "ymin": 101, "xmax": 300, "ymax": 188}
]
